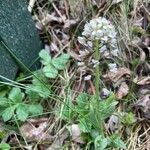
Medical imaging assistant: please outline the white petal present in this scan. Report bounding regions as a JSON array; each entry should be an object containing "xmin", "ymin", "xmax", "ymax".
[
  {"xmin": 100, "ymin": 45, "xmax": 107, "ymax": 53},
  {"xmin": 112, "ymin": 49, "xmax": 119, "ymax": 56}
]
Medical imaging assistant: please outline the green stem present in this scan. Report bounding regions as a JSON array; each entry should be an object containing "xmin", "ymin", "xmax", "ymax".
[
  {"xmin": 94, "ymin": 40, "xmax": 104, "ymax": 137},
  {"xmin": 94, "ymin": 40, "xmax": 100, "ymax": 101}
]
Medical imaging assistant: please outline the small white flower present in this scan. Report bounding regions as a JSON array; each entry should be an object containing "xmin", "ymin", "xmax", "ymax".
[
  {"xmin": 90, "ymin": 20, "xmax": 97, "ymax": 29},
  {"xmin": 111, "ymin": 38, "xmax": 117, "ymax": 44},
  {"xmin": 108, "ymin": 32, "xmax": 115, "ymax": 38},
  {"xmin": 91, "ymin": 31, "xmax": 97, "ymax": 39},
  {"xmin": 97, "ymin": 22, "xmax": 103, "ymax": 28},
  {"xmin": 97, "ymin": 30, "xmax": 104, "ymax": 37},
  {"xmin": 111, "ymin": 49, "xmax": 119, "ymax": 56},
  {"xmin": 108, "ymin": 63, "xmax": 118, "ymax": 72},
  {"xmin": 103, "ymin": 25, "xmax": 108, "ymax": 30},
  {"xmin": 87, "ymin": 41, "xmax": 93, "ymax": 47},
  {"xmin": 101, "ymin": 17, "xmax": 108, "ymax": 24},
  {"xmin": 101, "ymin": 36, "xmax": 108, "ymax": 42},
  {"xmin": 99, "ymin": 45, "xmax": 107, "ymax": 53},
  {"xmin": 77, "ymin": 17, "xmax": 119, "ymax": 68}
]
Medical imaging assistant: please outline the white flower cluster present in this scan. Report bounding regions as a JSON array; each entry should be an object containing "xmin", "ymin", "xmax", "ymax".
[
  {"xmin": 108, "ymin": 63, "xmax": 118, "ymax": 73},
  {"xmin": 78, "ymin": 17, "xmax": 119, "ymax": 57}
]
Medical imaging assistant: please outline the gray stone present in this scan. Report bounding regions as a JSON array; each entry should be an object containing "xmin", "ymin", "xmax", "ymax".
[{"xmin": 0, "ymin": 0, "xmax": 41, "ymax": 80}]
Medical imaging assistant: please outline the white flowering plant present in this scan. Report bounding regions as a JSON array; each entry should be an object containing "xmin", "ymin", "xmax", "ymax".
[
  {"xmin": 77, "ymin": 17, "xmax": 120, "ymax": 100},
  {"xmin": 78, "ymin": 17, "xmax": 119, "ymax": 68}
]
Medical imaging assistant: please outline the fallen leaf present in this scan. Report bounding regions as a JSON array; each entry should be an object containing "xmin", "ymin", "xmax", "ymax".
[
  {"xmin": 139, "ymin": 49, "xmax": 146, "ymax": 63},
  {"xmin": 63, "ymin": 19, "xmax": 78, "ymax": 29},
  {"xmin": 142, "ymin": 36, "xmax": 150, "ymax": 47},
  {"xmin": 135, "ymin": 76, "xmax": 150, "ymax": 85},
  {"xmin": 107, "ymin": 115, "xmax": 119, "ymax": 132},
  {"xmin": 138, "ymin": 85, "xmax": 150, "ymax": 96},
  {"xmin": 70, "ymin": 124, "xmax": 85, "ymax": 144},
  {"xmin": 68, "ymin": 50, "xmax": 81, "ymax": 61},
  {"xmin": 103, "ymin": 67, "xmax": 131, "ymax": 82},
  {"xmin": 134, "ymin": 93, "xmax": 150, "ymax": 119},
  {"xmin": 20, "ymin": 118, "xmax": 54, "ymax": 142},
  {"xmin": 116, "ymin": 82, "xmax": 129, "ymax": 100},
  {"xmin": 46, "ymin": 129, "xmax": 69, "ymax": 150},
  {"xmin": 42, "ymin": 13, "xmax": 63, "ymax": 26}
]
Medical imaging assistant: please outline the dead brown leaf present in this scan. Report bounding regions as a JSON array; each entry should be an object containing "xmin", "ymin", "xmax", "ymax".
[
  {"xmin": 71, "ymin": 124, "xmax": 85, "ymax": 144},
  {"xmin": 142, "ymin": 36, "xmax": 150, "ymax": 47},
  {"xmin": 116, "ymin": 82, "xmax": 129, "ymax": 100},
  {"xmin": 46, "ymin": 129, "xmax": 69, "ymax": 150},
  {"xmin": 134, "ymin": 84, "xmax": 150, "ymax": 119},
  {"xmin": 135, "ymin": 76, "xmax": 150, "ymax": 85},
  {"xmin": 103, "ymin": 67, "xmax": 131, "ymax": 82},
  {"xmin": 134, "ymin": 94, "xmax": 150, "ymax": 119},
  {"xmin": 63, "ymin": 19, "xmax": 78, "ymax": 29},
  {"xmin": 107, "ymin": 115, "xmax": 119, "ymax": 132},
  {"xmin": 20, "ymin": 118, "xmax": 54, "ymax": 142}
]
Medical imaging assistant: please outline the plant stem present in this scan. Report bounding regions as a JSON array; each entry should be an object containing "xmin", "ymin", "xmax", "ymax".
[
  {"xmin": 94, "ymin": 40, "xmax": 100, "ymax": 101},
  {"xmin": 94, "ymin": 40, "xmax": 104, "ymax": 137}
]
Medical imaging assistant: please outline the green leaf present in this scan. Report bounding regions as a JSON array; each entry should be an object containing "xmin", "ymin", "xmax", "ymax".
[
  {"xmin": 26, "ymin": 88, "xmax": 40, "ymax": 101},
  {"xmin": 0, "ymin": 143, "xmax": 10, "ymax": 150},
  {"xmin": 29, "ymin": 85, "xmax": 50, "ymax": 98},
  {"xmin": 2, "ymin": 106, "xmax": 15, "ymax": 122},
  {"xmin": 39, "ymin": 50, "xmax": 70, "ymax": 79},
  {"xmin": 89, "ymin": 102, "xmax": 102, "ymax": 130},
  {"xmin": 98, "ymin": 94, "xmax": 118, "ymax": 120},
  {"xmin": 94, "ymin": 135, "xmax": 108, "ymax": 150},
  {"xmin": 8, "ymin": 87, "xmax": 24, "ymax": 103},
  {"xmin": 77, "ymin": 93, "xmax": 89, "ymax": 108},
  {"xmin": 43, "ymin": 65, "xmax": 58, "ymax": 78},
  {"xmin": 79, "ymin": 117, "xmax": 92, "ymax": 133},
  {"xmin": 113, "ymin": 137, "xmax": 126, "ymax": 149},
  {"xmin": 90, "ymin": 129, "xmax": 100, "ymax": 139},
  {"xmin": 39, "ymin": 49, "xmax": 51, "ymax": 65},
  {"xmin": 0, "ymin": 97, "xmax": 9, "ymax": 107},
  {"xmin": 0, "ymin": 86, "xmax": 9, "ymax": 97},
  {"xmin": 27, "ymin": 71, "xmax": 51, "ymax": 98},
  {"xmin": 121, "ymin": 112, "xmax": 136, "ymax": 125},
  {"xmin": 75, "ymin": 93, "xmax": 89, "ymax": 117},
  {"xmin": 0, "ymin": 131, "xmax": 7, "ymax": 139},
  {"xmin": 28, "ymin": 104, "xmax": 43, "ymax": 115},
  {"xmin": 99, "ymin": 101, "xmax": 118, "ymax": 120},
  {"xmin": 16, "ymin": 104, "xmax": 28, "ymax": 121},
  {"xmin": 109, "ymin": 134, "xmax": 126, "ymax": 149},
  {"xmin": 32, "ymin": 70, "xmax": 48, "ymax": 85},
  {"xmin": 52, "ymin": 53, "xmax": 70, "ymax": 70}
]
